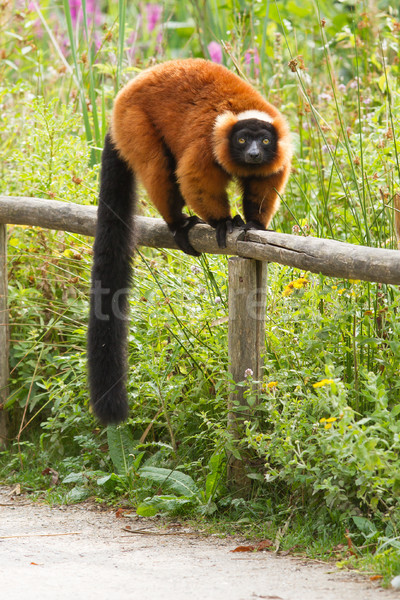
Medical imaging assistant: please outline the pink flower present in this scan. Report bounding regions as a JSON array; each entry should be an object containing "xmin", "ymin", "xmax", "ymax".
[
  {"xmin": 146, "ymin": 4, "xmax": 162, "ymax": 32},
  {"xmin": 208, "ymin": 41, "xmax": 222, "ymax": 64},
  {"xmin": 69, "ymin": 0, "xmax": 82, "ymax": 26},
  {"xmin": 245, "ymin": 48, "xmax": 260, "ymax": 76},
  {"xmin": 87, "ymin": 0, "xmax": 102, "ymax": 26},
  {"xmin": 68, "ymin": 0, "xmax": 101, "ymax": 28}
]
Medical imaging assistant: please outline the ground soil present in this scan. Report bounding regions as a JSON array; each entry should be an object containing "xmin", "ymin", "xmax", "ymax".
[{"xmin": 1, "ymin": 486, "xmax": 398, "ymax": 600}]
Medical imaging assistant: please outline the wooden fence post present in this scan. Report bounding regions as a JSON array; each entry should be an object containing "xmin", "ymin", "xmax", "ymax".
[
  {"xmin": 0, "ymin": 224, "xmax": 9, "ymax": 446},
  {"xmin": 227, "ymin": 257, "xmax": 267, "ymax": 495}
]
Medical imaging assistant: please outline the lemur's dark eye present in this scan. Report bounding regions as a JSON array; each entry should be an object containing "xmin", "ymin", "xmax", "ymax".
[
  {"xmin": 238, "ymin": 138, "xmax": 246, "ymax": 144},
  {"xmin": 262, "ymin": 138, "xmax": 270, "ymax": 145}
]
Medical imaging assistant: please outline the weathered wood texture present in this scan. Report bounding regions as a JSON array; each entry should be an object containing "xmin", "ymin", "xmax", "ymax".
[
  {"xmin": 228, "ymin": 258, "xmax": 267, "ymax": 394},
  {"xmin": 0, "ymin": 196, "xmax": 399, "ymax": 284},
  {"xmin": 227, "ymin": 258, "xmax": 267, "ymax": 494},
  {"xmin": 0, "ymin": 224, "xmax": 9, "ymax": 447},
  {"xmin": 0, "ymin": 196, "xmax": 98, "ymax": 237}
]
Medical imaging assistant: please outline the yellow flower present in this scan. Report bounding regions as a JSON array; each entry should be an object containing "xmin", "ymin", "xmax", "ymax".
[
  {"xmin": 313, "ymin": 378, "xmax": 334, "ymax": 388},
  {"xmin": 62, "ymin": 248, "xmax": 75, "ymax": 258},
  {"xmin": 282, "ymin": 277, "xmax": 309, "ymax": 297},
  {"xmin": 267, "ymin": 381, "xmax": 278, "ymax": 389},
  {"xmin": 283, "ymin": 282, "xmax": 295, "ymax": 297},
  {"xmin": 293, "ymin": 277, "xmax": 309, "ymax": 289},
  {"xmin": 348, "ymin": 279, "xmax": 360, "ymax": 284},
  {"xmin": 320, "ymin": 416, "xmax": 337, "ymax": 428}
]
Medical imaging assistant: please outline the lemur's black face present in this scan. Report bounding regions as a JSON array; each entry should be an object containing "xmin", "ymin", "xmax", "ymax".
[{"xmin": 229, "ymin": 119, "xmax": 278, "ymax": 166}]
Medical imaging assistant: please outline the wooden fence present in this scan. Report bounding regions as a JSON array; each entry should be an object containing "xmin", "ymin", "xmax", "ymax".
[{"xmin": 1, "ymin": 196, "xmax": 399, "ymax": 491}]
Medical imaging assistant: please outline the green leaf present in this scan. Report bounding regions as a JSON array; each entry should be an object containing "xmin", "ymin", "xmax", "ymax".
[
  {"xmin": 198, "ymin": 501, "xmax": 218, "ymax": 516},
  {"xmin": 352, "ymin": 516, "xmax": 377, "ymax": 536},
  {"xmin": 65, "ymin": 486, "xmax": 90, "ymax": 503},
  {"xmin": 378, "ymin": 538, "xmax": 400, "ymax": 552},
  {"xmin": 247, "ymin": 472, "xmax": 265, "ymax": 482},
  {"xmin": 96, "ymin": 474, "xmax": 113, "ymax": 486},
  {"xmin": 205, "ymin": 453, "xmax": 225, "ymax": 501},
  {"xmin": 96, "ymin": 473, "xmax": 123, "ymax": 492},
  {"xmin": 107, "ymin": 425, "xmax": 136, "ymax": 476},
  {"xmin": 138, "ymin": 466, "xmax": 200, "ymax": 498},
  {"xmin": 62, "ymin": 471, "xmax": 86, "ymax": 484},
  {"xmin": 136, "ymin": 495, "xmax": 194, "ymax": 517}
]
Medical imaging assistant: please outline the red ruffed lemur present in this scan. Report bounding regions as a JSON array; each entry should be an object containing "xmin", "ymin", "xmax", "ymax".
[{"xmin": 88, "ymin": 58, "xmax": 292, "ymax": 424}]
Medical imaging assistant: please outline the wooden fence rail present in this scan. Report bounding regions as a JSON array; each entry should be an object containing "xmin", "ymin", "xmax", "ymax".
[
  {"xmin": 1, "ymin": 196, "xmax": 400, "ymax": 284},
  {"xmin": 0, "ymin": 195, "xmax": 399, "ymax": 493}
]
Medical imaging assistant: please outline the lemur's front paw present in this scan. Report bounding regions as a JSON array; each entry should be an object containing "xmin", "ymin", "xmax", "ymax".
[
  {"xmin": 213, "ymin": 215, "xmax": 245, "ymax": 248},
  {"xmin": 169, "ymin": 216, "xmax": 203, "ymax": 256},
  {"xmin": 242, "ymin": 220, "xmax": 266, "ymax": 232}
]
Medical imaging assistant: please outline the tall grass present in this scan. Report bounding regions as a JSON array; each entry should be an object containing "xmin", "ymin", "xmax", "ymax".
[{"xmin": 1, "ymin": 0, "xmax": 400, "ymax": 577}]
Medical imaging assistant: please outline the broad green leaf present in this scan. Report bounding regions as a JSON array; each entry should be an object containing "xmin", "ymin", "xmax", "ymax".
[
  {"xmin": 62, "ymin": 471, "xmax": 86, "ymax": 484},
  {"xmin": 138, "ymin": 466, "xmax": 200, "ymax": 498},
  {"xmin": 352, "ymin": 516, "xmax": 377, "ymax": 535},
  {"xmin": 107, "ymin": 425, "xmax": 136, "ymax": 476},
  {"xmin": 205, "ymin": 453, "xmax": 225, "ymax": 501},
  {"xmin": 136, "ymin": 495, "xmax": 194, "ymax": 517}
]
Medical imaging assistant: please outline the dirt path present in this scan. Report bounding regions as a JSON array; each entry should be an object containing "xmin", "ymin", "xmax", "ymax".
[{"xmin": 1, "ymin": 486, "xmax": 398, "ymax": 600}]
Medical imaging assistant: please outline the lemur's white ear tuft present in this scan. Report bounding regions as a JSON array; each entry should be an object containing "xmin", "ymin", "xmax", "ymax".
[
  {"xmin": 236, "ymin": 110, "xmax": 274, "ymax": 123},
  {"xmin": 214, "ymin": 111, "xmax": 237, "ymax": 131}
]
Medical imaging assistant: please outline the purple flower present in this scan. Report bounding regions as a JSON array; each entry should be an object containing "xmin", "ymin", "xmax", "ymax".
[
  {"xmin": 68, "ymin": 0, "xmax": 101, "ymax": 28},
  {"xmin": 146, "ymin": 4, "xmax": 162, "ymax": 32},
  {"xmin": 208, "ymin": 41, "xmax": 222, "ymax": 64},
  {"xmin": 69, "ymin": 0, "xmax": 82, "ymax": 26},
  {"xmin": 244, "ymin": 48, "xmax": 260, "ymax": 76},
  {"xmin": 87, "ymin": 0, "xmax": 102, "ymax": 26}
]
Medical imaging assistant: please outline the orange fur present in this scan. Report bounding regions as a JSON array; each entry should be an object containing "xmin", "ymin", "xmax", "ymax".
[
  {"xmin": 111, "ymin": 58, "xmax": 292, "ymax": 230},
  {"xmin": 88, "ymin": 59, "xmax": 292, "ymax": 425}
]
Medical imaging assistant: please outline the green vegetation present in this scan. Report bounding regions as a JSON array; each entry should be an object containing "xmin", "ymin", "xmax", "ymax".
[{"xmin": 1, "ymin": 0, "xmax": 400, "ymax": 585}]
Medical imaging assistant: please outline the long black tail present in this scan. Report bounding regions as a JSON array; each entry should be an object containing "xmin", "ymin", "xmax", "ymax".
[{"xmin": 88, "ymin": 132, "xmax": 135, "ymax": 424}]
